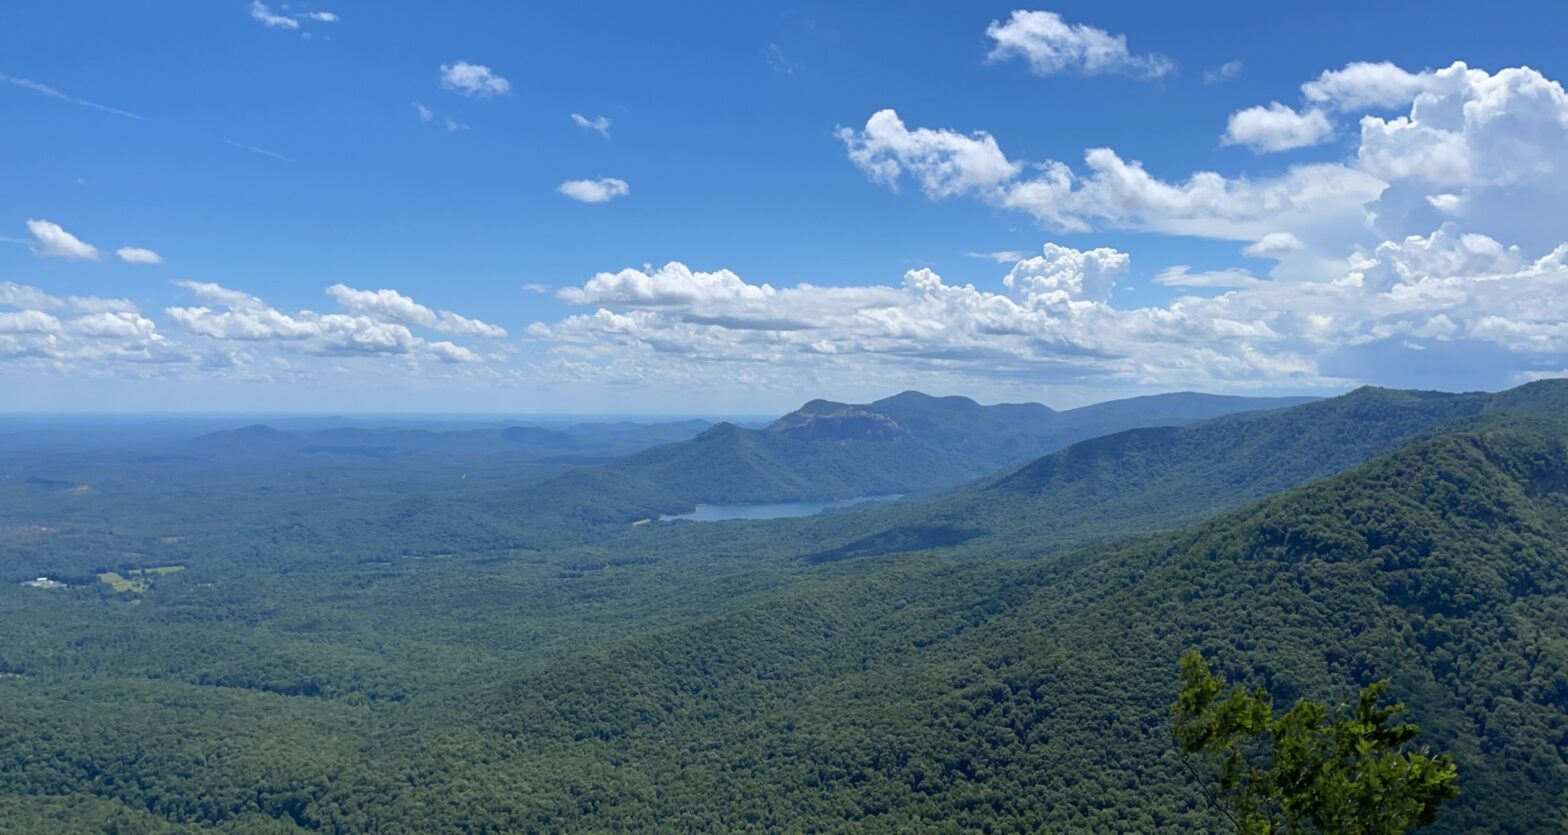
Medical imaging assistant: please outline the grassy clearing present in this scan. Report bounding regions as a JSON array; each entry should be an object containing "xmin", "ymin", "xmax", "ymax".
[
  {"xmin": 97, "ymin": 572, "xmax": 135, "ymax": 593},
  {"xmin": 97, "ymin": 565, "xmax": 186, "ymax": 594}
]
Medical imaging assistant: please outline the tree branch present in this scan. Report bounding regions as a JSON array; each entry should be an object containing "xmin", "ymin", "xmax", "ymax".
[{"xmin": 1174, "ymin": 736, "xmax": 1244, "ymax": 834}]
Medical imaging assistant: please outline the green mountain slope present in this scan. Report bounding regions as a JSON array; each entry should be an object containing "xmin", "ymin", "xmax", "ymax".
[
  {"xmin": 794, "ymin": 381, "xmax": 1568, "ymax": 562},
  {"xmin": 480, "ymin": 417, "xmax": 1568, "ymax": 831}
]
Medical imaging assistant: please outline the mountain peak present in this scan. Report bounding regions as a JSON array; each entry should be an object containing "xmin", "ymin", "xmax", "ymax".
[
  {"xmin": 694, "ymin": 421, "xmax": 751, "ymax": 441},
  {"xmin": 1486, "ymin": 377, "xmax": 1568, "ymax": 413},
  {"xmin": 795, "ymin": 398, "xmax": 850, "ymax": 416},
  {"xmin": 872, "ymin": 391, "xmax": 981, "ymax": 411},
  {"xmin": 196, "ymin": 424, "xmax": 282, "ymax": 442},
  {"xmin": 767, "ymin": 408, "xmax": 911, "ymax": 442}
]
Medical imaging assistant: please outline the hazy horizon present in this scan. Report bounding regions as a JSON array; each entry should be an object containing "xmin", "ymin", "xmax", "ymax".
[{"xmin": 0, "ymin": 385, "xmax": 1341, "ymax": 422}]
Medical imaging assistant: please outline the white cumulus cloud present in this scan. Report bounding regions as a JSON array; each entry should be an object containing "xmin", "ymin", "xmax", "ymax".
[
  {"xmin": 837, "ymin": 109, "xmax": 1022, "ymax": 198},
  {"xmin": 1223, "ymin": 103, "xmax": 1334, "ymax": 152},
  {"xmin": 839, "ymin": 109, "xmax": 1382, "ymax": 241},
  {"xmin": 558, "ymin": 262, "xmax": 775, "ymax": 308},
  {"xmin": 26, "ymin": 219, "xmax": 101, "ymax": 260},
  {"xmin": 69, "ymin": 311, "xmax": 157, "ymax": 339},
  {"xmin": 1243, "ymin": 232, "xmax": 1307, "ymax": 259},
  {"xmin": 985, "ymin": 10, "xmax": 1173, "ymax": 79},
  {"xmin": 0, "ymin": 281, "xmax": 137, "ymax": 313},
  {"xmin": 440, "ymin": 61, "xmax": 510, "ymax": 97},
  {"xmin": 1302, "ymin": 62, "xmax": 1442, "ymax": 111},
  {"xmin": 1004, "ymin": 243, "xmax": 1130, "ymax": 303},
  {"xmin": 557, "ymin": 178, "xmax": 630, "ymax": 203},
  {"xmin": 1355, "ymin": 63, "xmax": 1568, "ymax": 188},
  {"xmin": 115, "ymin": 246, "xmax": 162, "ymax": 264},
  {"xmin": 326, "ymin": 284, "xmax": 507, "ymax": 338},
  {"xmin": 0, "ymin": 310, "xmax": 63, "ymax": 334},
  {"xmin": 156, "ymin": 279, "xmax": 499, "ymax": 369},
  {"xmin": 427, "ymin": 340, "xmax": 482, "ymax": 364}
]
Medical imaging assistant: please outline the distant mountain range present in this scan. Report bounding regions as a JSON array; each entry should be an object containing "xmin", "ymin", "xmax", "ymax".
[
  {"xmin": 186, "ymin": 418, "xmax": 714, "ymax": 463},
  {"xmin": 789, "ymin": 382, "xmax": 1568, "ymax": 563},
  {"xmin": 297, "ymin": 383, "xmax": 1568, "ymax": 559},
  {"xmin": 516, "ymin": 390, "xmax": 1317, "ymax": 513}
]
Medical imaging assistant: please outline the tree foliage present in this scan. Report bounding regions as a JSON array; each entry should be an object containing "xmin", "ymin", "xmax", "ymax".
[{"xmin": 1173, "ymin": 651, "xmax": 1460, "ymax": 833}]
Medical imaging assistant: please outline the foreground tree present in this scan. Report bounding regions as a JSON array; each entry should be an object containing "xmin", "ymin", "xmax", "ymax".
[{"xmin": 1171, "ymin": 651, "xmax": 1459, "ymax": 834}]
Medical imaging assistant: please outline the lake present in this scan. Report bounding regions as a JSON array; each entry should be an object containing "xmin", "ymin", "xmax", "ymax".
[{"xmin": 660, "ymin": 494, "xmax": 903, "ymax": 522}]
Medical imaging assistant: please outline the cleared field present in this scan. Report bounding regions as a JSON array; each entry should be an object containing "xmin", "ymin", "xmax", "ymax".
[{"xmin": 97, "ymin": 565, "xmax": 186, "ymax": 593}]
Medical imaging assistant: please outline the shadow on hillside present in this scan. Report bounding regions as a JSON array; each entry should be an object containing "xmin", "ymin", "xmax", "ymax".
[{"xmin": 803, "ymin": 524, "xmax": 985, "ymax": 564}]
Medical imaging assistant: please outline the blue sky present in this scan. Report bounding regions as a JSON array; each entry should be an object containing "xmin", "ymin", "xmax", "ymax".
[{"xmin": 5, "ymin": 1, "xmax": 1568, "ymax": 413}]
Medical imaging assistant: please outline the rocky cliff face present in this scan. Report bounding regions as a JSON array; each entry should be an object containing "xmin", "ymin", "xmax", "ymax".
[{"xmin": 767, "ymin": 408, "xmax": 912, "ymax": 442}]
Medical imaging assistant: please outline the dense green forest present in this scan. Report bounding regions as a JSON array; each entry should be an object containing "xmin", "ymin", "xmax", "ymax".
[{"xmin": 2, "ymin": 386, "xmax": 1567, "ymax": 831}]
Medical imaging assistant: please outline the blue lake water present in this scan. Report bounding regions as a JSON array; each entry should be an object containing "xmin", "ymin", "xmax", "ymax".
[{"xmin": 661, "ymin": 494, "xmax": 903, "ymax": 522}]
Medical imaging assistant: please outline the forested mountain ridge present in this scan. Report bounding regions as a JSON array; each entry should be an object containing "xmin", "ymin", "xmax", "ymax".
[
  {"xmin": 396, "ymin": 390, "xmax": 1320, "ymax": 551},
  {"xmin": 517, "ymin": 389, "xmax": 1315, "ymax": 511},
  {"xmin": 476, "ymin": 417, "xmax": 1568, "ymax": 831},
  {"xmin": 768, "ymin": 389, "xmax": 1315, "ymax": 459},
  {"xmin": 789, "ymin": 380, "xmax": 1568, "ymax": 563}
]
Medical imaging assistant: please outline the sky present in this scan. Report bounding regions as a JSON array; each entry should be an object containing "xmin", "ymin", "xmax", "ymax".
[{"xmin": 4, "ymin": 1, "xmax": 1568, "ymax": 414}]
